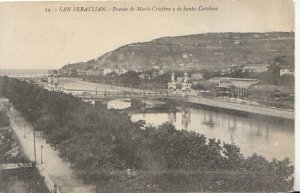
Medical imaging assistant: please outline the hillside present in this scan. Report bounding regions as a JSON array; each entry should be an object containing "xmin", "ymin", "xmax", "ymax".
[{"xmin": 59, "ymin": 32, "xmax": 294, "ymax": 72}]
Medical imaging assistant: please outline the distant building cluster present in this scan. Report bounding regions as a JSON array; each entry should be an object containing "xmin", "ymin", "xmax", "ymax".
[
  {"xmin": 103, "ymin": 68, "xmax": 128, "ymax": 76},
  {"xmin": 138, "ymin": 66, "xmax": 166, "ymax": 80},
  {"xmin": 47, "ymin": 70, "xmax": 62, "ymax": 91}
]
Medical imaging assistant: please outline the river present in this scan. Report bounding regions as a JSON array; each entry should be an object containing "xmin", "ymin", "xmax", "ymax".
[
  {"xmin": 56, "ymin": 78, "xmax": 295, "ymax": 163},
  {"xmin": 107, "ymin": 99, "xmax": 294, "ymax": 163}
]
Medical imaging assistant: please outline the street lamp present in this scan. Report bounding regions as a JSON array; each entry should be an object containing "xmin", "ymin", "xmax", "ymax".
[
  {"xmin": 23, "ymin": 124, "xmax": 26, "ymax": 138},
  {"xmin": 33, "ymin": 128, "xmax": 36, "ymax": 164},
  {"xmin": 41, "ymin": 145, "xmax": 43, "ymax": 164}
]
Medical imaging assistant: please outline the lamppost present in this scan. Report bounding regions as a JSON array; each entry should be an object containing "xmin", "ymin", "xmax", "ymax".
[
  {"xmin": 33, "ymin": 128, "xmax": 36, "ymax": 164},
  {"xmin": 23, "ymin": 124, "xmax": 26, "ymax": 138},
  {"xmin": 41, "ymin": 145, "xmax": 43, "ymax": 164}
]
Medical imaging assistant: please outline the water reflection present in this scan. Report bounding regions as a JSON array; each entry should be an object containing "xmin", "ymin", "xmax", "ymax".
[
  {"xmin": 168, "ymin": 112, "xmax": 176, "ymax": 123},
  {"xmin": 108, "ymin": 98, "xmax": 294, "ymax": 162},
  {"xmin": 202, "ymin": 112, "xmax": 215, "ymax": 128},
  {"xmin": 131, "ymin": 105, "xmax": 294, "ymax": 163},
  {"xmin": 107, "ymin": 99, "xmax": 131, "ymax": 110},
  {"xmin": 181, "ymin": 105, "xmax": 191, "ymax": 129}
]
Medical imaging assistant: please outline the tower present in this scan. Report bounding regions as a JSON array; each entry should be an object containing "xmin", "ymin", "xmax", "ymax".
[
  {"xmin": 183, "ymin": 72, "xmax": 189, "ymax": 83},
  {"xmin": 171, "ymin": 72, "xmax": 175, "ymax": 82}
]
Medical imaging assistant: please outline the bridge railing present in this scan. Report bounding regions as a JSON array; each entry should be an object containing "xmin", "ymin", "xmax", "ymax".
[
  {"xmin": 62, "ymin": 88, "xmax": 187, "ymax": 100},
  {"xmin": 73, "ymin": 91, "xmax": 183, "ymax": 99}
]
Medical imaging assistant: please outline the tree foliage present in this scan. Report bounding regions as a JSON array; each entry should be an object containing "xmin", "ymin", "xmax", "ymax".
[{"xmin": 0, "ymin": 76, "xmax": 294, "ymax": 192}]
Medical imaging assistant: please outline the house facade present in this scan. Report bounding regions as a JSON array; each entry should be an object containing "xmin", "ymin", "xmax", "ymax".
[
  {"xmin": 209, "ymin": 77, "xmax": 260, "ymax": 97},
  {"xmin": 280, "ymin": 68, "xmax": 294, "ymax": 77}
]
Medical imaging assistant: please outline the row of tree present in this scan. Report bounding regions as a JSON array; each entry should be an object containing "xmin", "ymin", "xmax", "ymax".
[
  {"xmin": 0, "ymin": 111, "xmax": 9, "ymax": 128},
  {"xmin": 0, "ymin": 76, "xmax": 294, "ymax": 192}
]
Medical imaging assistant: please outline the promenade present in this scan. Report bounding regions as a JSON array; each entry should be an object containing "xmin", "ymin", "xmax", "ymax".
[{"xmin": 7, "ymin": 106, "xmax": 95, "ymax": 193}]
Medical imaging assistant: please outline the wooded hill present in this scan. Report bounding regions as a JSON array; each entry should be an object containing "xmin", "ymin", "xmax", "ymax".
[{"xmin": 60, "ymin": 32, "xmax": 294, "ymax": 72}]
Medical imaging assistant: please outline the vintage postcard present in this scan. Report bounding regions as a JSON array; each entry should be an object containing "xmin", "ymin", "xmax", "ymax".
[{"xmin": 0, "ymin": 0, "xmax": 296, "ymax": 192}]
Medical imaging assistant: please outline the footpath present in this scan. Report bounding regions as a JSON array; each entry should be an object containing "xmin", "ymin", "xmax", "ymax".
[{"xmin": 7, "ymin": 106, "xmax": 96, "ymax": 193}]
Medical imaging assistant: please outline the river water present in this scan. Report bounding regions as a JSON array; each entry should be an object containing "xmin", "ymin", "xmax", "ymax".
[
  {"xmin": 0, "ymin": 69, "xmax": 48, "ymax": 77},
  {"xmin": 108, "ymin": 99, "xmax": 294, "ymax": 163}
]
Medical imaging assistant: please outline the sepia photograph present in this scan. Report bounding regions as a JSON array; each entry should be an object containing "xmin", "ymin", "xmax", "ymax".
[{"xmin": 0, "ymin": 0, "xmax": 296, "ymax": 192}]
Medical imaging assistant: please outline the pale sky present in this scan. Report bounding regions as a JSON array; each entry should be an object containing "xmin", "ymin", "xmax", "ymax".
[{"xmin": 0, "ymin": 0, "xmax": 295, "ymax": 69}]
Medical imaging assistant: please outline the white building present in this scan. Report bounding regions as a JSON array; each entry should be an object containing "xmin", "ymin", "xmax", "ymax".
[
  {"xmin": 115, "ymin": 68, "xmax": 128, "ymax": 76},
  {"xmin": 153, "ymin": 65, "xmax": 160, "ymax": 70},
  {"xmin": 242, "ymin": 65, "xmax": 268, "ymax": 73},
  {"xmin": 139, "ymin": 73, "xmax": 151, "ymax": 80},
  {"xmin": 181, "ymin": 73, "xmax": 192, "ymax": 92},
  {"xmin": 103, "ymin": 68, "xmax": 112, "ymax": 76},
  {"xmin": 167, "ymin": 72, "xmax": 192, "ymax": 93},
  {"xmin": 47, "ymin": 71, "xmax": 62, "ymax": 91},
  {"xmin": 103, "ymin": 68, "xmax": 128, "ymax": 76},
  {"xmin": 167, "ymin": 73, "xmax": 177, "ymax": 92},
  {"xmin": 280, "ymin": 68, "xmax": 294, "ymax": 77}
]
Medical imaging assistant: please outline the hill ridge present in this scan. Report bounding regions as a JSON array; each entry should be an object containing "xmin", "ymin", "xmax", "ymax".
[{"xmin": 59, "ymin": 32, "xmax": 294, "ymax": 72}]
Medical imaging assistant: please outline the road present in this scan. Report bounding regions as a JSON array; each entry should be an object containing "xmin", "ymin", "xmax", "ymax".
[
  {"xmin": 59, "ymin": 77, "xmax": 156, "ymax": 94},
  {"xmin": 7, "ymin": 105, "xmax": 96, "ymax": 193}
]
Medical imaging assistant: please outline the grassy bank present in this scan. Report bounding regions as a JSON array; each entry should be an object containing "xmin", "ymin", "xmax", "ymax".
[{"xmin": 0, "ymin": 76, "xmax": 294, "ymax": 192}]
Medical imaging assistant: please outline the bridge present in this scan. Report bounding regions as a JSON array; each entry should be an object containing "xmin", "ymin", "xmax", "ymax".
[
  {"xmin": 61, "ymin": 88, "xmax": 294, "ymax": 120},
  {"xmin": 63, "ymin": 88, "xmax": 185, "ymax": 101}
]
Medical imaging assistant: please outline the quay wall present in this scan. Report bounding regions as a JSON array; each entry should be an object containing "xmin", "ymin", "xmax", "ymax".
[{"xmin": 188, "ymin": 96, "xmax": 294, "ymax": 120}]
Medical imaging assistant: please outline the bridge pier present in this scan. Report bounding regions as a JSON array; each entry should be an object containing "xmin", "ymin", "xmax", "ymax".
[
  {"xmin": 95, "ymin": 100, "xmax": 107, "ymax": 108},
  {"xmin": 131, "ymin": 99, "xmax": 145, "ymax": 110},
  {"xmin": 165, "ymin": 98, "xmax": 178, "ymax": 111}
]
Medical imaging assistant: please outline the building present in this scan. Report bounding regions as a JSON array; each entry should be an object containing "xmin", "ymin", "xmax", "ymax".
[
  {"xmin": 47, "ymin": 70, "xmax": 62, "ymax": 91},
  {"xmin": 158, "ymin": 69, "xmax": 165, "ymax": 75},
  {"xmin": 103, "ymin": 68, "xmax": 128, "ymax": 76},
  {"xmin": 152, "ymin": 70, "xmax": 159, "ymax": 78},
  {"xmin": 182, "ymin": 53, "xmax": 193, "ymax": 70},
  {"xmin": 167, "ymin": 72, "xmax": 192, "ymax": 93},
  {"xmin": 191, "ymin": 73, "xmax": 203, "ymax": 80},
  {"xmin": 77, "ymin": 70, "xmax": 88, "ymax": 76},
  {"xmin": 103, "ymin": 68, "xmax": 113, "ymax": 76},
  {"xmin": 134, "ymin": 69, "xmax": 143, "ymax": 73},
  {"xmin": 280, "ymin": 67, "xmax": 294, "ymax": 77},
  {"xmin": 209, "ymin": 77, "xmax": 260, "ymax": 97},
  {"xmin": 115, "ymin": 68, "xmax": 128, "ymax": 76},
  {"xmin": 153, "ymin": 65, "xmax": 160, "ymax": 70},
  {"xmin": 167, "ymin": 73, "xmax": 177, "ymax": 92},
  {"xmin": 139, "ymin": 73, "xmax": 151, "ymax": 80},
  {"xmin": 181, "ymin": 73, "xmax": 192, "ymax": 92},
  {"xmin": 242, "ymin": 64, "xmax": 268, "ymax": 73},
  {"xmin": 84, "ymin": 69, "xmax": 103, "ymax": 76}
]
